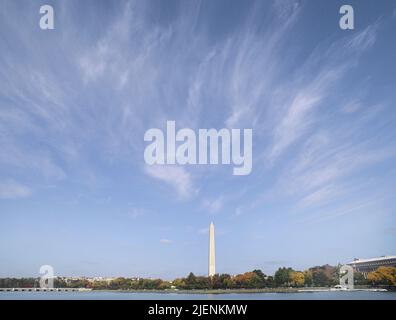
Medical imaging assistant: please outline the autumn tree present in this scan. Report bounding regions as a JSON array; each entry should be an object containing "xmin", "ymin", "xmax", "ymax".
[
  {"xmin": 367, "ymin": 267, "xmax": 396, "ymax": 286},
  {"xmin": 289, "ymin": 271, "xmax": 305, "ymax": 287}
]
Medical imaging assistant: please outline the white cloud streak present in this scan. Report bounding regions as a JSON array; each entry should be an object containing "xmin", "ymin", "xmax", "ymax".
[
  {"xmin": 202, "ymin": 196, "xmax": 223, "ymax": 214},
  {"xmin": 144, "ymin": 165, "xmax": 196, "ymax": 199},
  {"xmin": 0, "ymin": 180, "xmax": 32, "ymax": 199},
  {"xmin": 159, "ymin": 239, "xmax": 173, "ymax": 244}
]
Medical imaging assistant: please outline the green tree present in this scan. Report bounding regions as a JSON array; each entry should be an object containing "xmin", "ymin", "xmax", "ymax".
[
  {"xmin": 310, "ymin": 265, "xmax": 337, "ymax": 287},
  {"xmin": 303, "ymin": 270, "xmax": 313, "ymax": 286},
  {"xmin": 353, "ymin": 272, "xmax": 368, "ymax": 286},
  {"xmin": 219, "ymin": 274, "xmax": 232, "ymax": 289},
  {"xmin": 185, "ymin": 272, "xmax": 197, "ymax": 289},
  {"xmin": 172, "ymin": 278, "xmax": 186, "ymax": 289},
  {"xmin": 274, "ymin": 267, "xmax": 294, "ymax": 287}
]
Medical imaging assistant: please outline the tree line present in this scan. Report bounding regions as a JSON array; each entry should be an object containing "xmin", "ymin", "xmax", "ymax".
[{"xmin": 1, "ymin": 266, "xmax": 395, "ymax": 290}]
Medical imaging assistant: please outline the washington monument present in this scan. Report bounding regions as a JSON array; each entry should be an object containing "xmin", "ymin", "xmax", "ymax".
[{"xmin": 208, "ymin": 222, "xmax": 216, "ymax": 277}]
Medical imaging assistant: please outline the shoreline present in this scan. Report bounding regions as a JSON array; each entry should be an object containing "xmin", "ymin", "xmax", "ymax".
[
  {"xmin": 92, "ymin": 288, "xmax": 321, "ymax": 294},
  {"xmin": 1, "ymin": 286, "xmax": 393, "ymax": 294}
]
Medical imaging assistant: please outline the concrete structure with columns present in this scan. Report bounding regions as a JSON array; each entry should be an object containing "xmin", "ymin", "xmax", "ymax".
[{"xmin": 347, "ymin": 255, "xmax": 396, "ymax": 278}]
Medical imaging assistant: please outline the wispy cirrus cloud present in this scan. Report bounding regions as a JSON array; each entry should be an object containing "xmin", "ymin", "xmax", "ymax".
[
  {"xmin": 0, "ymin": 180, "xmax": 32, "ymax": 199},
  {"xmin": 202, "ymin": 196, "xmax": 224, "ymax": 214},
  {"xmin": 1, "ymin": 0, "xmax": 395, "ymax": 277},
  {"xmin": 267, "ymin": 24, "xmax": 379, "ymax": 162},
  {"xmin": 0, "ymin": 137, "xmax": 66, "ymax": 181},
  {"xmin": 144, "ymin": 165, "xmax": 196, "ymax": 199},
  {"xmin": 301, "ymin": 194, "xmax": 392, "ymax": 225}
]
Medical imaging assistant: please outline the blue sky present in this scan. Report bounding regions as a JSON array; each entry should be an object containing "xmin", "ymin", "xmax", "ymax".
[{"xmin": 0, "ymin": 0, "xmax": 395, "ymax": 279}]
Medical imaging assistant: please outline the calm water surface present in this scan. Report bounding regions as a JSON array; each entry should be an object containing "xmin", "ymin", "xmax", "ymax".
[{"xmin": 1, "ymin": 291, "xmax": 395, "ymax": 300}]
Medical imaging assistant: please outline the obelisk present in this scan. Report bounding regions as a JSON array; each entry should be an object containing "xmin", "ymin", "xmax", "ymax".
[{"xmin": 208, "ymin": 222, "xmax": 216, "ymax": 277}]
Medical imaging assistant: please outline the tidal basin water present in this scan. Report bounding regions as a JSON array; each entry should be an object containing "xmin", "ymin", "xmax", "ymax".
[{"xmin": 1, "ymin": 291, "xmax": 396, "ymax": 300}]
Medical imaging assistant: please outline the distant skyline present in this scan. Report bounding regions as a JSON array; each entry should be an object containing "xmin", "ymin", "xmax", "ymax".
[{"xmin": 0, "ymin": 0, "xmax": 396, "ymax": 279}]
